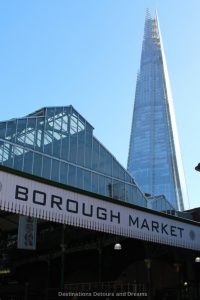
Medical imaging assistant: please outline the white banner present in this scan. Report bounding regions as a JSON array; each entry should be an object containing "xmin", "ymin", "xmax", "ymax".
[
  {"xmin": 0, "ymin": 169, "xmax": 200, "ymax": 250},
  {"xmin": 17, "ymin": 215, "xmax": 37, "ymax": 250}
]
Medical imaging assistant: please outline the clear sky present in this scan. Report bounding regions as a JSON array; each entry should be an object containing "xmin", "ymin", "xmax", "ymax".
[{"xmin": 0, "ymin": 0, "xmax": 199, "ymax": 209}]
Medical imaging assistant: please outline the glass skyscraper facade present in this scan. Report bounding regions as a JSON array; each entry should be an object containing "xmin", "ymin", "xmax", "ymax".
[
  {"xmin": 128, "ymin": 11, "xmax": 187, "ymax": 210},
  {"xmin": 0, "ymin": 105, "xmax": 147, "ymax": 207},
  {"xmin": 127, "ymin": 11, "xmax": 188, "ymax": 211}
]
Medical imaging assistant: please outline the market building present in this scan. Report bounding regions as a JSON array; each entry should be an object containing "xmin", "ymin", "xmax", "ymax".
[
  {"xmin": 0, "ymin": 106, "xmax": 199, "ymax": 300},
  {"xmin": 0, "ymin": 10, "xmax": 200, "ymax": 300}
]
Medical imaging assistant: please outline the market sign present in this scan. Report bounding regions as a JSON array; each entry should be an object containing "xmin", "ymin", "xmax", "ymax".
[{"xmin": 0, "ymin": 168, "xmax": 200, "ymax": 250}]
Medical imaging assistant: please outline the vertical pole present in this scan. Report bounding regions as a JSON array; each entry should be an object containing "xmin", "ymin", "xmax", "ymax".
[
  {"xmin": 144, "ymin": 259, "xmax": 152, "ymax": 300},
  {"xmin": 24, "ymin": 282, "xmax": 29, "ymax": 300},
  {"xmin": 143, "ymin": 243, "xmax": 152, "ymax": 300},
  {"xmin": 186, "ymin": 258, "xmax": 195, "ymax": 300},
  {"xmin": 60, "ymin": 225, "xmax": 66, "ymax": 290},
  {"xmin": 98, "ymin": 239, "xmax": 103, "ymax": 283},
  {"xmin": 174, "ymin": 263, "xmax": 181, "ymax": 300},
  {"xmin": 98, "ymin": 248, "xmax": 102, "ymax": 282},
  {"xmin": 45, "ymin": 257, "xmax": 50, "ymax": 300},
  {"xmin": 196, "ymin": 260, "xmax": 200, "ymax": 300}
]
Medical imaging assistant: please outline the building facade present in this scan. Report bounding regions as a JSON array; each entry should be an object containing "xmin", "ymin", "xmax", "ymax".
[
  {"xmin": 127, "ymin": 11, "xmax": 188, "ymax": 211},
  {"xmin": 0, "ymin": 105, "xmax": 147, "ymax": 207}
]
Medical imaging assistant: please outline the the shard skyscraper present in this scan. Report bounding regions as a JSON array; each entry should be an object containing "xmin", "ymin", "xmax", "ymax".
[{"xmin": 127, "ymin": 10, "xmax": 188, "ymax": 211}]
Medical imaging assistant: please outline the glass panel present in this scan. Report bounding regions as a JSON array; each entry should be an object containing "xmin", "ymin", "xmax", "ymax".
[
  {"xmin": 13, "ymin": 146, "xmax": 24, "ymax": 171},
  {"xmin": 113, "ymin": 179, "xmax": 122, "ymax": 200},
  {"xmin": 92, "ymin": 139, "xmax": 99, "ymax": 171},
  {"xmin": 77, "ymin": 167, "xmax": 84, "ymax": 190},
  {"xmin": 99, "ymin": 175, "xmax": 106, "ymax": 196},
  {"xmin": 0, "ymin": 122, "xmax": 6, "ymax": 139},
  {"xmin": 42, "ymin": 156, "xmax": 51, "ymax": 179},
  {"xmin": 77, "ymin": 130, "xmax": 85, "ymax": 166},
  {"xmin": 125, "ymin": 172, "xmax": 133, "ymax": 183},
  {"xmin": 54, "ymin": 107, "xmax": 63, "ymax": 115},
  {"xmin": 78, "ymin": 115, "xmax": 85, "ymax": 131},
  {"xmin": 112, "ymin": 159, "xmax": 119, "ymax": 179},
  {"xmin": 5, "ymin": 121, "xmax": 17, "ymax": 142},
  {"xmin": 52, "ymin": 109, "xmax": 63, "ymax": 158},
  {"xmin": 51, "ymin": 159, "xmax": 60, "ymax": 182},
  {"xmin": 60, "ymin": 162, "xmax": 68, "ymax": 185},
  {"xmin": 54, "ymin": 119, "xmax": 62, "ymax": 134},
  {"xmin": 3, "ymin": 144, "xmax": 14, "ymax": 168},
  {"xmin": 33, "ymin": 153, "xmax": 42, "ymax": 177},
  {"xmin": 62, "ymin": 114, "xmax": 69, "ymax": 134},
  {"xmin": 35, "ymin": 118, "xmax": 44, "ymax": 150},
  {"xmin": 136, "ymin": 188, "xmax": 146, "ymax": 207},
  {"xmin": 85, "ymin": 130, "xmax": 92, "ymax": 168},
  {"xmin": 23, "ymin": 151, "xmax": 33, "ymax": 174},
  {"xmin": 16, "ymin": 119, "xmax": 27, "ymax": 145},
  {"xmin": 104, "ymin": 150, "xmax": 112, "ymax": 176},
  {"xmin": 68, "ymin": 165, "xmax": 76, "ymax": 187},
  {"xmin": 53, "ymin": 139, "xmax": 61, "ymax": 158},
  {"xmin": 0, "ymin": 144, "xmax": 3, "ymax": 163},
  {"xmin": 69, "ymin": 132, "xmax": 77, "ymax": 163},
  {"xmin": 2, "ymin": 143, "xmax": 13, "ymax": 162},
  {"xmin": 119, "ymin": 182, "xmax": 125, "ymax": 200},
  {"xmin": 105, "ymin": 177, "xmax": 112, "ymax": 198},
  {"xmin": 125, "ymin": 184, "xmax": 132, "ymax": 203},
  {"xmin": 25, "ymin": 118, "xmax": 36, "ymax": 147},
  {"xmin": 70, "ymin": 113, "xmax": 78, "ymax": 134},
  {"xmin": 99, "ymin": 146, "xmax": 105, "ymax": 173},
  {"xmin": 61, "ymin": 136, "xmax": 69, "ymax": 161},
  {"xmin": 46, "ymin": 107, "xmax": 55, "ymax": 118},
  {"xmin": 43, "ymin": 116, "xmax": 53, "ymax": 155},
  {"xmin": 1, "ymin": 143, "xmax": 7, "ymax": 162},
  {"xmin": 63, "ymin": 107, "xmax": 70, "ymax": 116},
  {"xmin": 83, "ymin": 170, "xmax": 91, "ymax": 191},
  {"xmin": 119, "ymin": 166, "xmax": 125, "ymax": 181},
  {"xmin": 92, "ymin": 173, "xmax": 98, "ymax": 193}
]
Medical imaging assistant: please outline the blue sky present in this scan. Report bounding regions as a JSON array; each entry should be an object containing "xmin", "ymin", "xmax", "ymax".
[{"xmin": 0, "ymin": 0, "xmax": 199, "ymax": 209}]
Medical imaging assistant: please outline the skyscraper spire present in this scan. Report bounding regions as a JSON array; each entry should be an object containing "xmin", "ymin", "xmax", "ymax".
[{"xmin": 127, "ymin": 10, "xmax": 188, "ymax": 211}]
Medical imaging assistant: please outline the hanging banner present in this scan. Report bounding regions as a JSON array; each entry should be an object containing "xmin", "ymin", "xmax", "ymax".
[
  {"xmin": 0, "ymin": 168, "xmax": 200, "ymax": 251},
  {"xmin": 17, "ymin": 215, "xmax": 37, "ymax": 250}
]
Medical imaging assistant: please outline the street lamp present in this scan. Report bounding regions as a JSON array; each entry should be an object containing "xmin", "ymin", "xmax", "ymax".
[
  {"xmin": 195, "ymin": 257, "xmax": 200, "ymax": 263},
  {"xmin": 195, "ymin": 163, "xmax": 200, "ymax": 172},
  {"xmin": 114, "ymin": 243, "xmax": 122, "ymax": 250}
]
